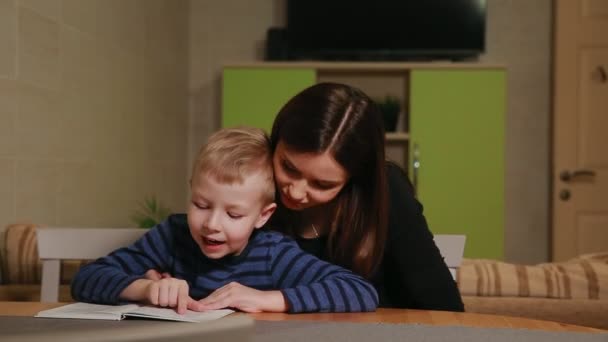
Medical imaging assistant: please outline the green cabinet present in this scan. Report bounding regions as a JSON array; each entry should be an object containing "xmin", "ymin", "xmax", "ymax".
[
  {"xmin": 222, "ymin": 64, "xmax": 505, "ymax": 260},
  {"xmin": 222, "ymin": 68, "xmax": 316, "ymax": 132},
  {"xmin": 410, "ymin": 70, "xmax": 505, "ymax": 259}
]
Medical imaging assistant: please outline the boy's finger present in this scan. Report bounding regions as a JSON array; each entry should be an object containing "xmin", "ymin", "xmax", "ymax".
[
  {"xmin": 168, "ymin": 284, "xmax": 179, "ymax": 307},
  {"xmin": 144, "ymin": 269, "xmax": 163, "ymax": 281},
  {"xmin": 197, "ymin": 295, "xmax": 213, "ymax": 305},
  {"xmin": 203, "ymin": 288, "xmax": 230, "ymax": 304},
  {"xmin": 158, "ymin": 282, "xmax": 170, "ymax": 307},
  {"xmin": 198, "ymin": 292, "xmax": 228, "ymax": 307},
  {"xmin": 198, "ymin": 298, "xmax": 227, "ymax": 311},
  {"xmin": 148, "ymin": 282, "xmax": 160, "ymax": 305},
  {"xmin": 177, "ymin": 292, "xmax": 188, "ymax": 314},
  {"xmin": 187, "ymin": 298, "xmax": 204, "ymax": 312},
  {"xmin": 198, "ymin": 288, "xmax": 223, "ymax": 305}
]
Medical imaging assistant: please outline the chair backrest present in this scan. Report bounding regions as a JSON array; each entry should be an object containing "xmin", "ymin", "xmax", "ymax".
[
  {"xmin": 36, "ymin": 227, "xmax": 146, "ymax": 302},
  {"xmin": 433, "ymin": 234, "xmax": 467, "ymax": 281}
]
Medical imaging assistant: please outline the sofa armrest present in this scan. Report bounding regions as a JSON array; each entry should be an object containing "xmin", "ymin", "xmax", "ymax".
[
  {"xmin": 463, "ymin": 295, "xmax": 608, "ymax": 330},
  {"xmin": 3, "ymin": 223, "xmax": 86, "ymax": 285},
  {"xmin": 0, "ymin": 284, "xmax": 73, "ymax": 302},
  {"xmin": 457, "ymin": 253, "xmax": 608, "ymax": 300}
]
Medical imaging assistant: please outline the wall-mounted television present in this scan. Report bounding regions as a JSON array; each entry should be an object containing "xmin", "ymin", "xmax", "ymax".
[{"xmin": 286, "ymin": 0, "xmax": 487, "ymax": 61}]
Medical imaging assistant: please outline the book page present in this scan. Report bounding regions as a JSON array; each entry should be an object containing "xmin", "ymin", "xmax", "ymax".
[
  {"xmin": 36, "ymin": 303, "xmax": 139, "ymax": 321},
  {"xmin": 127, "ymin": 306, "xmax": 235, "ymax": 323}
]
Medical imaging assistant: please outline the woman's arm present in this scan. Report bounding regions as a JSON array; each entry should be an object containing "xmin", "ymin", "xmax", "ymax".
[
  {"xmin": 71, "ymin": 220, "xmax": 176, "ymax": 305},
  {"xmin": 385, "ymin": 163, "xmax": 464, "ymax": 311},
  {"xmin": 270, "ymin": 237, "xmax": 379, "ymax": 313}
]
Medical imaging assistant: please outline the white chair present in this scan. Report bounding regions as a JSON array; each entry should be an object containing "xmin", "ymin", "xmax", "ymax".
[
  {"xmin": 433, "ymin": 234, "xmax": 467, "ymax": 281},
  {"xmin": 36, "ymin": 227, "xmax": 146, "ymax": 302}
]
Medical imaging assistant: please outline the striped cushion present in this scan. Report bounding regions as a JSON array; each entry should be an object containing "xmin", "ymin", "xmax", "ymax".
[
  {"xmin": 4, "ymin": 223, "xmax": 41, "ymax": 284},
  {"xmin": 457, "ymin": 252, "xmax": 608, "ymax": 300},
  {"xmin": 3, "ymin": 223, "xmax": 85, "ymax": 285}
]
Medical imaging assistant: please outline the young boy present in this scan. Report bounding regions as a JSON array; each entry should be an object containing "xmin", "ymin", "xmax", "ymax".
[{"xmin": 71, "ymin": 127, "xmax": 378, "ymax": 314}]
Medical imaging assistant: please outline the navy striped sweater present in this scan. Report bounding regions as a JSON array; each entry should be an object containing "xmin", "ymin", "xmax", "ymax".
[{"xmin": 71, "ymin": 214, "xmax": 378, "ymax": 313}]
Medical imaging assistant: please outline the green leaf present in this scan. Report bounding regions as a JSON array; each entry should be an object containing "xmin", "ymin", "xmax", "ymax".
[{"xmin": 131, "ymin": 195, "xmax": 172, "ymax": 229}]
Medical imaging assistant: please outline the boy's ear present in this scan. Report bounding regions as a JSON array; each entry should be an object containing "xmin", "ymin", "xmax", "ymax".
[{"xmin": 254, "ymin": 202, "xmax": 277, "ymax": 229}]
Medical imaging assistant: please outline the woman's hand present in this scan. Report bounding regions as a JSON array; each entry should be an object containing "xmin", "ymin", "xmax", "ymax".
[{"xmin": 189, "ymin": 282, "xmax": 288, "ymax": 313}]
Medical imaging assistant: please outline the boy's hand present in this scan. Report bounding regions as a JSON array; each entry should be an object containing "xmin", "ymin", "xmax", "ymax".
[
  {"xmin": 188, "ymin": 282, "xmax": 287, "ymax": 313},
  {"xmin": 144, "ymin": 269, "xmax": 172, "ymax": 280},
  {"xmin": 145, "ymin": 278, "xmax": 191, "ymax": 314}
]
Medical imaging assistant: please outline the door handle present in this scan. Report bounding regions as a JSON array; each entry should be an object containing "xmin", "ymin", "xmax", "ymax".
[
  {"xmin": 559, "ymin": 169, "xmax": 596, "ymax": 182},
  {"xmin": 412, "ymin": 143, "xmax": 420, "ymax": 196},
  {"xmin": 596, "ymin": 65, "xmax": 607, "ymax": 83}
]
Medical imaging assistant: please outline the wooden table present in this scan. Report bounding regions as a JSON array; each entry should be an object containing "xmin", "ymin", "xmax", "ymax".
[{"xmin": 0, "ymin": 301, "xmax": 603, "ymax": 333}]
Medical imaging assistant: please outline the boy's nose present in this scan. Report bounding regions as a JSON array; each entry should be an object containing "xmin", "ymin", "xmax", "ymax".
[{"xmin": 204, "ymin": 212, "xmax": 221, "ymax": 232}]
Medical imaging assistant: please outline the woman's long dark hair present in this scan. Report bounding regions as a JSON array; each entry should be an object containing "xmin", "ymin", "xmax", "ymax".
[{"xmin": 269, "ymin": 83, "xmax": 389, "ymax": 278}]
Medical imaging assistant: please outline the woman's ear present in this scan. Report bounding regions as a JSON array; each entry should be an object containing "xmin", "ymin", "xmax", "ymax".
[{"xmin": 254, "ymin": 202, "xmax": 277, "ymax": 229}]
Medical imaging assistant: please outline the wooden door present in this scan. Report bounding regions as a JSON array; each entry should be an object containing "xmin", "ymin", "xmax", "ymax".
[
  {"xmin": 409, "ymin": 69, "xmax": 505, "ymax": 260},
  {"xmin": 552, "ymin": 0, "xmax": 608, "ymax": 261}
]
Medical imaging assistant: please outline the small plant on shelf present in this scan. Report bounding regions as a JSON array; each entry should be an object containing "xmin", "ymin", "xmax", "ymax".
[
  {"xmin": 131, "ymin": 196, "xmax": 171, "ymax": 228},
  {"xmin": 376, "ymin": 95, "xmax": 401, "ymax": 132}
]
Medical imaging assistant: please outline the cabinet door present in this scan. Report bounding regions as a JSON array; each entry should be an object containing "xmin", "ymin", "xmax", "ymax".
[
  {"xmin": 410, "ymin": 70, "xmax": 505, "ymax": 259},
  {"xmin": 222, "ymin": 68, "xmax": 316, "ymax": 132}
]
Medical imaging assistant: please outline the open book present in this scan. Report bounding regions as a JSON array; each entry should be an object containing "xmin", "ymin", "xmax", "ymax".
[{"xmin": 35, "ymin": 302, "xmax": 234, "ymax": 323}]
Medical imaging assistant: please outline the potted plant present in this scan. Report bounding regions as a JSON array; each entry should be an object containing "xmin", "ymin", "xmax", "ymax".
[
  {"xmin": 376, "ymin": 96, "xmax": 401, "ymax": 132},
  {"xmin": 131, "ymin": 196, "xmax": 171, "ymax": 228}
]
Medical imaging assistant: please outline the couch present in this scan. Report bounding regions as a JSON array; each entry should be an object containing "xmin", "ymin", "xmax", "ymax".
[
  {"xmin": 0, "ymin": 224, "xmax": 76, "ymax": 302},
  {"xmin": 457, "ymin": 254, "xmax": 608, "ymax": 330},
  {"xmin": 1, "ymin": 223, "xmax": 607, "ymax": 330}
]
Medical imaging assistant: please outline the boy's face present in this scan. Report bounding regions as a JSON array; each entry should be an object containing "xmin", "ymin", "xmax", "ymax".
[{"xmin": 187, "ymin": 171, "xmax": 276, "ymax": 259}]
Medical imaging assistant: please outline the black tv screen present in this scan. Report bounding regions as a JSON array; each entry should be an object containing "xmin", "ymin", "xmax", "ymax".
[{"xmin": 286, "ymin": 0, "xmax": 487, "ymax": 61}]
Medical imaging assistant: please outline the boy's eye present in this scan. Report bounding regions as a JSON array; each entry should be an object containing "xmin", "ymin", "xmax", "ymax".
[
  {"xmin": 227, "ymin": 212, "xmax": 243, "ymax": 219},
  {"xmin": 193, "ymin": 202, "xmax": 208, "ymax": 209}
]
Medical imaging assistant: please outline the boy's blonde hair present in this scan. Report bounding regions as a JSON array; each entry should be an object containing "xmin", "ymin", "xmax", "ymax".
[{"xmin": 191, "ymin": 127, "xmax": 275, "ymax": 204}]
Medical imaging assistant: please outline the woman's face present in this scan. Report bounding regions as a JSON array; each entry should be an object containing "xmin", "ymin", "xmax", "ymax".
[{"xmin": 273, "ymin": 141, "xmax": 349, "ymax": 210}]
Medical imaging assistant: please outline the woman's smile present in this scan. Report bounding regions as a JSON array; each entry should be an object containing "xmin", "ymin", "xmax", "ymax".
[{"xmin": 281, "ymin": 192, "xmax": 304, "ymax": 209}]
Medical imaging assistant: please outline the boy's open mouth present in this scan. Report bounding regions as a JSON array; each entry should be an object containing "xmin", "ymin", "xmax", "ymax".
[{"xmin": 203, "ymin": 237, "xmax": 225, "ymax": 246}]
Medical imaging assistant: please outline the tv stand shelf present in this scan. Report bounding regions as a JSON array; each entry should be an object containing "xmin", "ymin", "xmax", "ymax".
[
  {"xmin": 223, "ymin": 61, "xmax": 504, "ymax": 71},
  {"xmin": 221, "ymin": 62, "xmax": 505, "ymax": 260},
  {"xmin": 385, "ymin": 132, "xmax": 409, "ymax": 142}
]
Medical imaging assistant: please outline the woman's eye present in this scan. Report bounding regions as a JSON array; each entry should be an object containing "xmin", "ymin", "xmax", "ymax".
[
  {"xmin": 314, "ymin": 182, "xmax": 333, "ymax": 190},
  {"xmin": 281, "ymin": 160, "xmax": 297, "ymax": 174}
]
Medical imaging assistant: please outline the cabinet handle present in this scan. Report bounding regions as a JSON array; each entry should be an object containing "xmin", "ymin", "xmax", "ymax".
[{"xmin": 412, "ymin": 143, "xmax": 420, "ymax": 196}]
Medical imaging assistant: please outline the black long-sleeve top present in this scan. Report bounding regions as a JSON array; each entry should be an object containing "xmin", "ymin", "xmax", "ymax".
[{"xmin": 296, "ymin": 163, "xmax": 465, "ymax": 311}]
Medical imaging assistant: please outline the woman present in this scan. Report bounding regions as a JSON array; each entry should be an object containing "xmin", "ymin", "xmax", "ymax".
[{"xmin": 268, "ymin": 82, "xmax": 464, "ymax": 311}]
